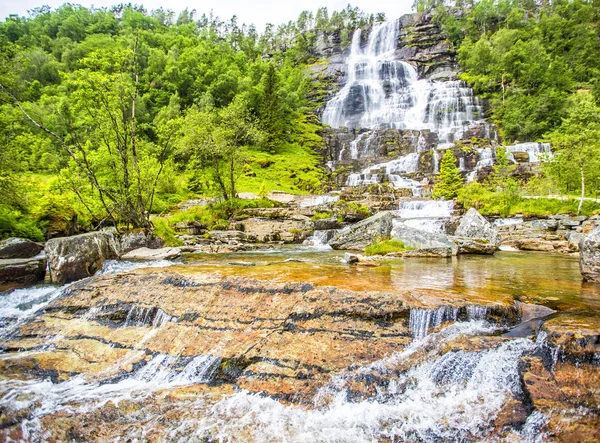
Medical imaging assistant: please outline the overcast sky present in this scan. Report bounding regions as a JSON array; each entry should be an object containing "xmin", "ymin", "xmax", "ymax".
[{"xmin": 1, "ymin": 0, "xmax": 415, "ymax": 31}]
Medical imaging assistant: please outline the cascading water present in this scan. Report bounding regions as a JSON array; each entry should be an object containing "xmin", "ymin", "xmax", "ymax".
[
  {"xmin": 322, "ymin": 19, "xmax": 489, "ymax": 191},
  {"xmin": 395, "ymin": 199, "xmax": 454, "ymax": 234},
  {"xmin": 321, "ymin": 20, "xmax": 484, "ymax": 144}
]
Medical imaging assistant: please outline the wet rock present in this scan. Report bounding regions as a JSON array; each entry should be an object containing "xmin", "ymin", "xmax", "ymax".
[
  {"xmin": 0, "ymin": 257, "xmax": 46, "ymax": 286},
  {"xmin": 390, "ymin": 247, "xmax": 453, "ymax": 258},
  {"xmin": 342, "ymin": 253, "xmax": 379, "ymax": 266},
  {"xmin": 391, "ymin": 223, "xmax": 458, "ymax": 255},
  {"xmin": 173, "ymin": 221, "xmax": 206, "ymax": 235},
  {"xmin": 0, "ymin": 238, "xmax": 43, "ymax": 259},
  {"xmin": 240, "ymin": 217, "xmax": 314, "ymax": 243},
  {"xmin": 514, "ymin": 238, "xmax": 556, "ymax": 252},
  {"xmin": 118, "ymin": 230, "xmax": 164, "ymax": 255},
  {"xmin": 313, "ymin": 217, "xmax": 343, "ymax": 231},
  {"xmin": 45, "ymin": 231, "xmax": 120, "ymax": 284},
  {"xmin": 515, "ymin": 301, "xmax": 555, "ymax": 323},
  {"xmin": 579, "ymin": 225, "xmax": 600, "ymax": 283},
  {"xmin": 452, "ymin": 208, "xmax": 499, "ymax": 254},
  {"xmin": 329, "ymin": 211, "xmax": 394, "ymax": 251},
  {"xmin": 121, "ymin": 247, "xmax": 181, "ymax": 260}
]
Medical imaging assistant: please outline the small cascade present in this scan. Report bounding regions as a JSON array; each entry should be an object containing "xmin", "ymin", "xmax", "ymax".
[
  {"xmin": 395, "ymin": 199, "xmax": 454, "ymax": 234},
  {"xmin": 409, "ymin": 307, "xmax": 460, "ymax": 339},
  {"xmin": 409, "ymin": 305, "xmax": 491, "ymax": 339},
  {"xmin": 124, "ymin": 306, "xmax": 174, "ymax": 328},
  {"xmin": 433, "ymin": 150, "xmax": 440, "ymax": 174},
  {"xmin": 397, "ymin": 199, "xmax": 454, "ymax": 218},
  {"xmin": 303, "ymin": 230, "xmax": 337, "ymax": 249},
  {"xmin": 299, "ymin": 195, "xmax": 340, "ymax": 207},
  {"xmin": 493, "ymin": 217, "xmax": 524, "ymax": 227},
  {"xmin": 505, "ymin": 142, "xmax": 552, "ymax": 163},
  {"xmin": 466, "ymin": 147, "xmax": 494, "ymax": 182},
  {"xmin": 345, "ymin": 152, "xmax": 421, "ymax": 191},
  {"xmin": 458, "ymin": 157, "xmax": 465, "ymax": 171}
]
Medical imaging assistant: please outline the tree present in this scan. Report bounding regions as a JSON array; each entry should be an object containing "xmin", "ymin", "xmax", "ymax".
[
  {"xmin": 547, "ymin": 92, "xmax": 600, "ymax": 214},
  {"xmin": 180, "ymin": 98, "xmax": 263, "ymax": 200},
  {"xmin": 259, "ymin": 62, "xmax": 283, "ymax": 152},
  {"xmin": 432, "ymin": 149, "xmax": 463, "ymax": 200}
]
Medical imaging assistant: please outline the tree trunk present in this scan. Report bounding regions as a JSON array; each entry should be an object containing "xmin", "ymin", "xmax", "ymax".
[{"xmin": 578, "ymin": 162, "xmax": 585, "ymax": 215}]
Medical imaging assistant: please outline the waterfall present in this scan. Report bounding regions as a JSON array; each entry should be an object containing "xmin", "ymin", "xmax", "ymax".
[
  {"xmin": 321, "ymin": 20, "xmax": 485, "ymax": 144},
  {"xmin": 409, "ymin": 305, "xmax": 491, "ymax": 339},
  {"xmin": 433, "ymin": 150, "xmax": 440, "ymax": 174},
  {"xmin": 345, "ymin": 152, "xmax": 421, "ymax": 190}
]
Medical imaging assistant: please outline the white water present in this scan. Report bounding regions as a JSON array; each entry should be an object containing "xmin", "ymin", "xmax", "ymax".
[
  {"xmin": 303, "ymin": 230, "xmax": 336, "ymax": 249},
  {"xmin": 345, "ymin": 152, "xmax": 422, "ymax": 191},
  {"xmin": 466, "ymin": 147, "xmax": 494, "ymax": 182},
  {"xmin": 299, "ymin": 195, "xmax": 340, "ymax": 207},
  {"xmin": 394, "ymin": 200, "xmax": 454, "ymax": 234},
  {"xmin": 164, "ymin": 322, "xmax": 542, "ymax": 442},
  {"xmin": 322, "ymin": 20, "xmax": 485, "ymax": 145}
]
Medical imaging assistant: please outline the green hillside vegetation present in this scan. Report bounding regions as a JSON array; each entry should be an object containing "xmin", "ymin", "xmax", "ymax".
[{"xmin": 1, "ymin": 2, "xmax": 600, "ymax": 239}]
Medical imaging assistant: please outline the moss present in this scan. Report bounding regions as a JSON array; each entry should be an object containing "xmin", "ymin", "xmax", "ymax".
[
  {"xmin": 365, "ymin": 239, "xmax": 414, "ymax": 256},
  {"xmin": 311, "ymin": 211, "xmax": 333, "ymax": 220}
]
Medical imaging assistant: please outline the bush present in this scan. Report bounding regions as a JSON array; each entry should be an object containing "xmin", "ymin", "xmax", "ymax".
[
  {"xmin": 0, "ymin": 206, "xmax": 44, "ymax": 241},
  {"xmin": 311, "ymin": 211, "xmax": 333, "ymax": 220},
  {"xmin": 365, "ymin": 239, "xmax": 413, "ymax": 256}
]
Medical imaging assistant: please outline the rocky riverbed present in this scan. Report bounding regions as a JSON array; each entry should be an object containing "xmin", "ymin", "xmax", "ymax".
[{"xmin": 0, "ymin": 247, "xmax": 599, "ymax": 441}]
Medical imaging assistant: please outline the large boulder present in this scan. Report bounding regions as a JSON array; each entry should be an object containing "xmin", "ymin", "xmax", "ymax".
[
  {"xmin": 453, "ymin": 208, "xmax": 500, "ymax": 255},
  {"xmin": 579, "ymin": 225, "xmax": 600, "ymax": 283},
  {"xmin": 391, "ymin": 223, "xmax": 458, "ymax": 255},
  {"xmin": 0, "ymin": 238, "xmax": 43, "ymax": 259},
  {"xmin": 328, "ymin": 211, "xmax": 394, "ymax": 251},
  {"xmin": 118, "ymin": 230, "xmax": 164, "ymax": 255},
  {"xmin": 45, "ymin": 231, "xmax": 120, "ymax": 284},
  {"xmin": 0, "ymin": 257, "xmax": 46, "ymax": 286}
]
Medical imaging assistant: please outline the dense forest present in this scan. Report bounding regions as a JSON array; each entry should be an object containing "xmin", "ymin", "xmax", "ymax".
[{"xmin": 1, "ymin": 1, "xmax": 599, "ymax": 240}]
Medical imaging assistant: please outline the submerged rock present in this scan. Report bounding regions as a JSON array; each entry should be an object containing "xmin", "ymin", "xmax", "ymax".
[
  {"xmin": 0, "ymin": 256, "xmax": 46, "ymax": 286},
  {"xmin": 579, "ymin": 225, "xmax": 600, "ymax": 283},
  {"xmin": 329, "ymin": 211, "xmax": 394, "ymax": 251},
  {"xmin": 45, "ymin": 231, "xmax": 120, "ymax": 284},
  {"xmin": 0, "ymin": 237, "xmax": 43, "ymax": 259},
  {"xmin": 452, "ymin": 208, "xmax": 500, "ymax": 255}
]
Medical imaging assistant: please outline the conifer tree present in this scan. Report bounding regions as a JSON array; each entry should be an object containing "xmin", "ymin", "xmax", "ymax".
[{"xmin": 432, "ymin": 149, "xmax": 463, "ymax": 200}]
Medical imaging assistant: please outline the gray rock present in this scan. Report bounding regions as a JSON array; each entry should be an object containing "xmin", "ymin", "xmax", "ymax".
[
  {"xmin": 313, "ymin": 217, "xmax": 343, "ymax": 231},
  {"xmin": 453, "ymin": 208, "xmax": 500, "ymax": 254},
  {"xmin": 122, "ymin": 247, "xmax": 181, "ymax": 260},
  {"xmin": 208, "ymin": 230, "xmax": 257, "ymax": 243},
  {"xmin": 579, "ymin": 226, "xmax": 600, "ymax": 283},
  {"xmin": 45, "ymin": 231, "xmax": 120, "ymax": 284},
  {"xmin": 329, "ymin": 212, "xmax": 394, "ymax": 251},
  {"xmin": 391, "ymin": 223, "xmax": 458, "ymax": 255},
  {"xmin": 0, "ymin": 257, "xmax": 46, "ymax": 286},
  {"xmin": 0, "ymin": 238, "xmax": 43, "ymax": 259},
  {"xmin": 566, "ymin": 232, "xmax": 584, "ymax": 252},
  {"xmin": 387, "ymin": 247, "xmax": 453, "ymax": 258},
  {"xmin": 119, "ymin": 230, "xmax": 164, "ymax": 255}
]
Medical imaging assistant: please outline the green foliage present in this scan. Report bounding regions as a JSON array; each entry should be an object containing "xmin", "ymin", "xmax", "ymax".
[
  {"xmin": 433, "ymin": 0, "xmax": 600, "ymax": 142},
  {"xmin": 365, "ymin": 239, "xmax": 413, "ymax": 256},
  {"xmin": 0, "ymin": 206, "xmax": 44, "ymax": 241},
  {"xmin": 169, "ymin": 198, "xmax": 277, "ymax": 230},
  {"xmin": 152, "ymin": 217, "xmax": 183, "ymax": 246},
  {"xmin": 432, "ymin": 149, "xmax": 463, "ymax": 200}
]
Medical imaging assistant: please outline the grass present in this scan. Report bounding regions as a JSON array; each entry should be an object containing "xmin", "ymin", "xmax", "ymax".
[
  {"xmin": 311, "ymin": 211, "xmax": 333, "ymax": 220},
  {"xmin": 365, "ymin": 239, "xmax": 414, "ymax": 256},
  {"xmin": 168, "ymin": 198, "xmax": 279, "ymax": 231}
]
